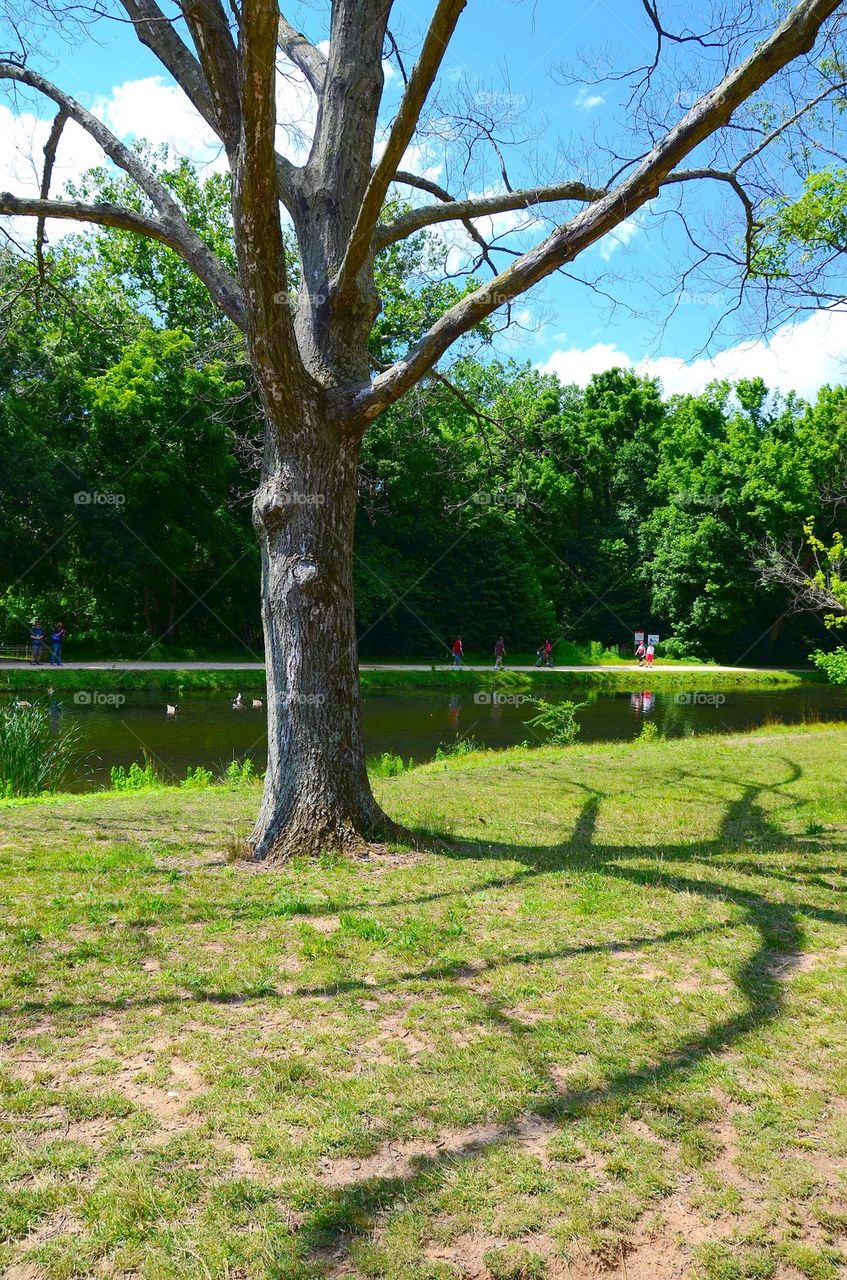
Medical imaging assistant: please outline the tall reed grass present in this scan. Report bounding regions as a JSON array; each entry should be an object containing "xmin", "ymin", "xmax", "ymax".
[{"xmin": 0, "ymin": 702, "xmax": 83, "ymax": 797}]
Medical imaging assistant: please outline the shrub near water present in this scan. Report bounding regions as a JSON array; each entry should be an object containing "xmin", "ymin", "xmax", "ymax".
[
  {"xmin": 0, "ymin": 702, "xmax": 82, "ymax": 797},
  {"xmin": 524, "ymin": 698, "xmax": 587, "ymax": 745}
]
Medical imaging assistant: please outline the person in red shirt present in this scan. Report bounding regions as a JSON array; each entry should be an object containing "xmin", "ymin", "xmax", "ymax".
[{"xmin": 452, "ymin": 636, "xmax": 464, "ymax": 667}]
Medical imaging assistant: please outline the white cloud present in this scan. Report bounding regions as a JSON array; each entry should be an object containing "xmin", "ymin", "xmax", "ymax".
[
  {"xmin": 0, "ymin": 103, "xmax": 105, "ymax": 242},
  {"xmin": 575, "ymin": 87, "xmax": 605, "ymax": 111},
  {"xmin": 541, "ymin": 341, "xmax": 631, "ymax": 385},
  {"xmin": 598, "ymin": 216, "xmax": 639, "ymax": 261},
  {"xmin": 539, "ymin": 309, "xmax": 847, "ymax": 401},
  {"xmin": 93, "ymin": 77, "xmax": 226, "ymax": 171}
]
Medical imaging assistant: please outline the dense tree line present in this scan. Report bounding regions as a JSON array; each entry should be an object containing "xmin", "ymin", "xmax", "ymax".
[{"xmin": 1, "ymin": 167, "xmax": 845, "ymax": 665}]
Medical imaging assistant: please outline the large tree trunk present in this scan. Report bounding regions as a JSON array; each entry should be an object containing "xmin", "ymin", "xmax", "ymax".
[{"xmin": 248, "ymin": 405, "xmax": 390, "ymax": 863}]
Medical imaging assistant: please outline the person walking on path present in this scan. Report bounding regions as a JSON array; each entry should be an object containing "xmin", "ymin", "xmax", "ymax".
[
  {"xmin": 451, "ymin": 636, "xmax": 464, "ymax": 667},
  {"xmin": 50, "ymin": 623, "xmax": 66, "ymax": 666},
  {"xmin": 645, "ymin": 641, "xmax": 655, "ymax": 668},
  {"xmin": 29, "ymin": 621, "xmax": 45, "ymax": 665},
  {"xmin": 494, "ymin": 636, "xmax": 505, "ymax": 669},
  {"xmin": 635, "ymin": 639, "xmax": 646, "ymax": 666},
  {"xmin": 535, "ymin": 638, "xmax": 553, "ymax": 667}
]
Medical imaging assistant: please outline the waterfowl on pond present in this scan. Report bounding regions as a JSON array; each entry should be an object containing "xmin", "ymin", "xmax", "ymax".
[
  {"xmin": 166, "ymin": 704, "xmax": 177, "ymax": 716},
  {"xmin": 232, "ymin": 693, "xmax": 244, "ymax": 709},
  {"xmin": 252, "ymin": 699, "xmax": 263, "ymax": 709}
]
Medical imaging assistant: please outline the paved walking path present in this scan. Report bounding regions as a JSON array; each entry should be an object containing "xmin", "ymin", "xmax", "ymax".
[{"xmin": 2, "ymin": 660, "xmax": 798, "ymax": 673}]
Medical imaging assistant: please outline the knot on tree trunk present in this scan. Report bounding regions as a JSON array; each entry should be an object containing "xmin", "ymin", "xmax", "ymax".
[{"xmin": 253, "ymin": 480, "xmax": 298, "ymax": 531}]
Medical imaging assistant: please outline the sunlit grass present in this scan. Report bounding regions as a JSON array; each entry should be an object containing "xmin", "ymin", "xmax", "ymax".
[{"xmin": 1, "ymin": 724, "xmax": 846, "ymax": 1279}]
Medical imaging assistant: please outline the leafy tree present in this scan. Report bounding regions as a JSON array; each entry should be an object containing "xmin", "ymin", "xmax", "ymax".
[{"xmin": 0, "ymin": 0, "xmax": 842, "ymax": 859}]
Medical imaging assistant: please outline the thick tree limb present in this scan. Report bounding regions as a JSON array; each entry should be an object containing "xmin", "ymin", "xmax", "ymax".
[
  {"xmin": 117, "ymin": 0, "xmax": 216, "ymax": 130},
  {"xmin": 354, "ymin": 0, "xmax": 841, "ymax": 421},
  {"xmin": 375, "ymin": 180, "xmax": 607, "ymax": 248},
  {"xmin": 0, "ymin": 61, "xmax": 245, "ymax": 323},
  {"xmin": 333, "ymin": 0, "xmax": 468, "ymax": 300},
  {"xmin": 231, "ymin": 0, "xmax": 299, "ymax": 386},
  {"xmin": 389, "ymin": 170, "xmax": 498, "ymax": 271},
  {"xmin": 36, "ymin": 109, "xmax": 67, "ymax": 282},
  {"xmin": 278, "ymin": 13, "xmax": 326, "ymax": 95},
  {"xmin": 118, "ymin": 0, "xmax": 298, "ymax": 209},
  {"xmin": 0, "ymin": 63, "xmax": 188, "ymax": 219},
  {"xmin": 0, "ymin": 193, "xmax": 246, "ymax": 326},
  {"xmin": 179, "ymin": 0, "xmax": 241, "ymax": 152}
]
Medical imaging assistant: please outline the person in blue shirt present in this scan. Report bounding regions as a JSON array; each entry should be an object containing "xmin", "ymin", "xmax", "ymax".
[
  {"xmin": 30, "ymin": 621, "xmax": 45, "ymax": 665},
  {"xmin": 50, "ymin": 623, "xmax": 66, "ymax": 666}
]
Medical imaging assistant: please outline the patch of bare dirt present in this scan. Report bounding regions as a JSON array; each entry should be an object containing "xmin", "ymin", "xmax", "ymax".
[
  {"xmin": 308, "ymin": 916, "xmax": 341, "ymax": 934},
  {"xmin": 361, "ymin": 1011, "xmax": 434, "ymax": 1062},
  {"xmin": 317, "ymin": 1111, "xmax": 558, "ymax": 1187}
]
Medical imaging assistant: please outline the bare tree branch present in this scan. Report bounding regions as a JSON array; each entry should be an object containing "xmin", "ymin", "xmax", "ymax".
[
  {"xmin": 333, "ymin": 0, "xmax": 468, "ymax": 301},
  {"xmin": 231, "ymin": 0, "xmax": 299, "ymax": 385},
  {"xmin": 0, "ymin": 192, "xmax": 245, "ymax": 326},
  {"xmin": 278, "ymin": 12, "xmax": 326, "ymax": 95},
  {"xmin": 35, "ymin": 108, "xmax": 67, "ymax": 282},
  {"xmin": 0, "ymin": 60, "xmax": 245, "ymax": 323},
  {"xmin": 355, "ymin": 0, "xmax": 842, "ymax": 421},
  {"xmin": 375, "ymin": 180, "xmax": 606, "ymax": 248},
  {"xmin": 179, "ymin": 0, "xmax": 241, "ymax": 152},
  {"xmin": 117, "ymin": 0, "xmax": 217, "ymax": 130},
  {"xmin": 118, "ymin": 0, "xmax": 298, "ymax": 208}
]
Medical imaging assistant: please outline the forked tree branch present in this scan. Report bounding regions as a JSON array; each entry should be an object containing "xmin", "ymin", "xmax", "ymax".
[
  {"xmin": 118, "ymin": 0, "xmax": 217, "ymax": 130},
  {"xmin": 0, "ymin": 60, "xmax": 245, "ymax": 324},
  {"xmin": 179, "ymin": 0, "xmax": 241, "ymax": 152},
  {"xmin": 375, "ymin": 180, "xmax": 607, "ymax": 248},
  {"xmin": 354, "ymin": 0, "xmax": 842, "ymax": 421},
  {"xmin": 0, "ymin": 62, "xmax": 188, "ymax": 218},
  {"xmin": 118, "ymin": 0, "xmax": 299, "ymax": 209},
  {"xmin": 278, "ymin": 13, "xmax": 327, "ymax": 95},
  {"xmin": 333, "ymin": 0, "xmax": 468, "ymax": 301},
  {"xmin": 0, "ymin": 193, "xmax": 246, "ymax": 326}
]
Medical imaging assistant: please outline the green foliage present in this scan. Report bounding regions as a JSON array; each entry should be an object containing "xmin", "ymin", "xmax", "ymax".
[
  {"xmin": 221, "ymin": 758, "xmax": 258, "ymax": 786},
  {"xmin": 635, "ymin": 719, "xmax": 660, "ymax": 744},
  {"xmin": 181, "ymin": 765, "xmax": 213, "ymax": 789},
  {"xmin": 434, "ymin": 736, "xmax": 479, "ymax": 760},
  {"xmin": 753, "ymin": 167, "xmax": 847, "ymax": 282},
  {"xmin": 0, "ymin": 703, "xmax": 83, "ymax": 797},
  {"xmin": 109, "ymin": 758, "xmax": 161, "ymax": 792},
  {"xmin": 2, "ymin": 153, "xmax": 846, "ymax": 665},
  {"xmin": 367, "ymin": 751, "xmax": 412, "ymax": 777},
  {"xmin": 524, "ymin": 698, "xmax": 587, "ymax": 745},
  {"xmin": 810, "ymin": 647, "xmax": 847, "ymax": 687}
]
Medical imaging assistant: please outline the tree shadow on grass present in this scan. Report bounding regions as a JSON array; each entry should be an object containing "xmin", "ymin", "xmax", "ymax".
[
  {"xmin": 6, "ymin": 759, "xmax": 847, "ymax": 1273},
  {"xmin": 286, "ymin": 761, "xmax": 847, "ymax": 1271}
]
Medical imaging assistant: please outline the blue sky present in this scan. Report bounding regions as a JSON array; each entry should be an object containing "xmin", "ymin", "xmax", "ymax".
[{"xmin": 3, "ymin": 0, "xmax": 846, "ymax": 398}]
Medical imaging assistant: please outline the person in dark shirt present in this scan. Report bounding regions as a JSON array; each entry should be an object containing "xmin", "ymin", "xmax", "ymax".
[
  {"xmin": 494, "ymin": 636, "xmax": 506, "ymax": 669},
  {"xmin": 50, "ymin": 623, "xmax": 67, "ymax": 666},
  {"xmin": 30, "ymin": 622, "xmax": 45, "ymax": 665}
]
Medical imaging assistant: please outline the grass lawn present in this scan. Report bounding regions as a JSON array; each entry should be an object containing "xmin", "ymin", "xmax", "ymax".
[
  {"xmin": 1, "ymin": 726, "xmax": 846, "ymax": 1280},
  {"xmin": 1, "ymin": 665, "xmax": 817, "ymax": 699}
]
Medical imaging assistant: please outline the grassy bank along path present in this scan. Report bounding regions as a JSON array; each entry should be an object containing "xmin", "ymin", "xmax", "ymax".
[
  {"xmin": 0, "ymin": 661, "xmax": 818, "ymax": 698},
  {"xmin": 1, "ymin": 725, "xmax": 846, "ymax": 1278}
]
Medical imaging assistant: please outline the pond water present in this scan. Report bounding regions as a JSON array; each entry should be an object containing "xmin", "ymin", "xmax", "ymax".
[{"xmin": 7, "ymin": 681, "xmax": 847, "ymax": 791}]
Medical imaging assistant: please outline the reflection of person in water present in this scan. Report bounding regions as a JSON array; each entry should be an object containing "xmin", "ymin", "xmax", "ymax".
[
  {"xmin": 448, "ymin": 694, "xmax": 460, "ymax": 728},
  {"xmin": 631, "ymin": 692, "xmax": 642, "ymax": 712},
  {"xmin": 642, "ymin": 691, "xmax": 654, "ymax": 713}
]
